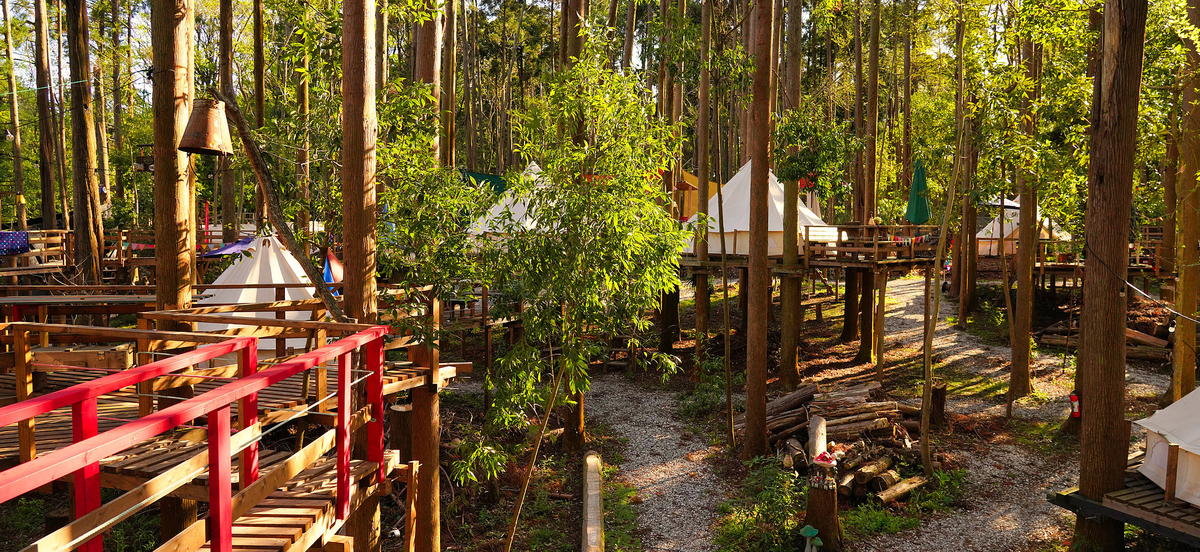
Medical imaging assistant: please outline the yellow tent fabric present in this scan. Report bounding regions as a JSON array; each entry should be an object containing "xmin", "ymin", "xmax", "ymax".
[{"xmin": 679, "ymin": 170, "xmax": 721, "ymax": 219}]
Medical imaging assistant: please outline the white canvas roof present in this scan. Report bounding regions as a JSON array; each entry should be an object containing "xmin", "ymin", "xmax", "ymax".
[
  {"xmin": 196, "ymin": 235, "xmax": 316, "ymax": 352},
  {"xmin": 976, "ymin": 197, "xmax": 1072, "ymax": 242},
  {"xmin": 976, "ymin": 197, "xmax": 1072, "ymax": 256},
  {"xmin": 1137, "ymin": 390, "xmax": 1200, "ymax": 507},
  {"xmin": 684, "ymin": 160, "xmax": 837, "ymax": 255},
  {"xmin": 469, "ymin": 162, "xmax": 544, "ymax": 235}
]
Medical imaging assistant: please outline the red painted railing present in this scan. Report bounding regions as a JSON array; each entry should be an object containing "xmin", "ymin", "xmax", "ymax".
[{"xmin": 0, "ymin": 325, "xmax": 392, "ymax": 552}]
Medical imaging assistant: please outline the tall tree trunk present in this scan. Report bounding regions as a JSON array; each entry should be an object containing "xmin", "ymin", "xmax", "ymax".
[
  {"xmin": 622, "ymin": 0, "xmax": 636, "ymax": 71},
  {"xmin": 253, "ymin": 0, "xmax": 266, "ymax": 227},
  {"xmin": 33, "ymin": 0, "xmax": 56, "ymax": 229},
  {"xmin": 743, "ymin": 0, "xmax": 775, "ymax": 460},
  {"xmin": 695, "ymin": 0, "xmax": 711, "ymax": 363},
  {"xmin": 440, "ymin": 0, "xmax": 457, "ymax": 167},
  {"xmin": 414, "ymin": 0, "xmax": 443, "ymax": 159},
  {"xmin": 1011, "ymin": 39, "xmax": 1041, "ymax": 399},
  {"xmin": 65, "ymin": 0, "xmax": 103, "ymax": 283},
  {"xmin": 1073, "ymin": 0, "xmax": 1147, "ymax": 549},
  {"xmin": 842, "ymin": 0, "xmax": 865, "ymax": 343},
  {"xmin": 219, "ymin": 0, "xmax": 238, "ymax": 242},
  {"xmin": 341, "ymin": 0, "xmax": 383, "ymax": 549},
  {"xmin": 901, "ymin": 0, "xmax": 912, "ymax": 191},
  {"xmin": 1161, "ymin": 86, "xmax": 1178, "ymax": 305},
  {"xmin": 94, "ymin": 64, "xmax": 111, "ymax": 205},
  {"xmin": 296, "ymin": 15, "xmax": 310, "ymax": 242},
  {"xmin": 111, "ymin": 0, "xmax": 123, "ymax": 201},
  {"xmin": 153, "ymin": 0, "xmax": 195, "ymax": 312},
  {"xmin": 2, "ymin": 0, "xmax": 26, "ymax": 231},
  {"xmin": 54, "ymin": 4, "xmax": 69, "ymax": 231},
  {"xmin": 779, "ymin": 0, "xmax": 802, "ymax": 389},
  {"xmin": 1173, "ymin": 0, "xmax": 1200, "ymax": 404},
  {"xmin": 853, "ymin": 0, "xmax": 880, "ymax": 366}
]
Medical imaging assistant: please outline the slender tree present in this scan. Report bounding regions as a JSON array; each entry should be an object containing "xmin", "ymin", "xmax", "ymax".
[
  {"xmin": 33, "ymin": 0, "xmax": 56, "ymax": 229},
  {"xmin": 94, "ymin": 64, "xmax": 111, "ymax": 205},
  {"xmin": 1160, "ymin": 85, "xmax": 1178, "ymax": 306},
  {"xmin": 65, "ymin": 0, "xmax": 103, "ymax": 283},
  {"xmin": 54, "ymin": 3, "xmax": 68, "ymax": 230},
  {"xmin": 1011, "ymin": 39, "xmax": 1042, "ymax": 399},
  {"xmin": 779, "ymin": 0, "xmax": 802, "ymax": 389},
  {"xmin": 219, "ymin": 0, "xmax": 238, "ymax": 242},
  {"xmin": 1072, "ymin": 0, "xmax": 1147, "ymax": 549},
  {"xmin": 1175, "ymin": 0, "xmax": 1200, "ymax": 403},
  {"xmin": 695, "ymin": 0, "xmax": 712, "ymax": 362},
  {"xmin": 853, "ymin": 0, "xmax": 880, "ymax": 367},
  {"xmin": 743, "ymin": 0, "xmax": 775, "ymax": 460},
  {"xmin": 2, "ymin": 0, "xmax": 26, "ymax": 231},
  {"xmin": 111, "ymin": 0, "xmax": 123, "ymax": 200}
]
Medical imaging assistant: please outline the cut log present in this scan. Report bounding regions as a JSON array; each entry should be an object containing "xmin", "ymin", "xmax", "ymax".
[
  {"xmin": 874, "ymin": 475, "xmax": 929, "ymax": 505},
  {"xmin": 1126, "ymin": 327, "xmax": 1168, "ymax": 348},
  {"xmin": 837, "ymin": 472, "xmax": 856, "ymax": 497},
  {"xmin": 827, "ymin": 410, "xmax": 899, "ymax": 427},
  {"xmin": 768, "ymin": 420, "xmax": 809, "ymax": 445},
  {"xmin": 819, "ymin": 401, "xmax": 899, "ymax": 418},
  {"xmin": 868, "ymin": 469, "xmax": 901, "ymax": 493},
  {"xmin": 733, "ymin": 383, "xmax": 819, "ymax": 426},
  {"xmin": 854, "ymin": 456, "xmax": 893, "ymax": 484},
  {"xmin": 809, "ymin": 415, "xmax": 827, "ymax": 458},
  {"xmin": 828, "ymin": 418, "xmax": 891, "ymax": 441},
  {"xmin": 897, "ymin": 404, "xmax": 921, "ymax": 417}
]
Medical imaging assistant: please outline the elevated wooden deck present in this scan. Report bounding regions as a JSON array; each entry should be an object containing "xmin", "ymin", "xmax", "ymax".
[{"xmin": 1051, "ymin": 453, "xmax": 1200, "ymax": 548}]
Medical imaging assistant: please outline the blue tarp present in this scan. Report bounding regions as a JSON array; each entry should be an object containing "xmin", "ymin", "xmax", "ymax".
[{"xmin": 201, "ymin": 236, "xmax": 256, "ymax": 258}]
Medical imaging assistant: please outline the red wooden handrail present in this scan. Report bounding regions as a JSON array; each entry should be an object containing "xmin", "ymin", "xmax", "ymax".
[
  {"xmin": 0, "ymin": 336, "xmax": 256, "ymax": 428},
  {"xmin": 0, "ymin": 324, "xmax": 392, "ymax": 552}
]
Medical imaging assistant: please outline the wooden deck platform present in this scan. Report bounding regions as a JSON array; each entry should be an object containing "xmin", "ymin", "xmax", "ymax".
[{"xmin": 1051, "ymin": 454, "xmax": 1200, "ymax": 548}]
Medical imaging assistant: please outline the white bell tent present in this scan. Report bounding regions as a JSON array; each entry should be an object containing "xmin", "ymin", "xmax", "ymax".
[
  {"xmin": 1137, "ymin": 389, "xmax": 1200, "ymax": 508},
  {"xmin": 684, "ymin": 160, "xmax": 836, "ymax": 256},
  {"xmin": 196, "ymin": 235, "xmax": 317, "ymax": 354},
  {"xmin": 469, "ymin": 162, "xmax": 545, "ymax": 235},
  {"xmin": 976, "ymin": 197, "xmax": 1072, "ymax": 256}
]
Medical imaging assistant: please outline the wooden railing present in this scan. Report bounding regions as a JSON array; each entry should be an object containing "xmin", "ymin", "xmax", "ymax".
[
  {"xmin": 803, "ymin": 224, "xmax": 942, "ymax": 262},
  {"xmin": 0, "ymin": 325, "xmax": 395, "ymax": 552}
]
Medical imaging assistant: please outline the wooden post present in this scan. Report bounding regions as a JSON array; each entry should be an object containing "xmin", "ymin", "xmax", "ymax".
[
  {"xmin": 1166, "ymin": 443, "xmax": 1180, "ymax": 502},
  {"xmin": 389, "ymin": 404, "xmax": 413, "ymax": 463},
  {"xmin": 875, "ymin": 270, "xmax": 887, "ymax": 380},
  {"xmin": 15, "ymin": 329, "xmax": 33, "ymax": 463},
  {"xmin": 152, "ymin": 0, "xmax": 194, "ymax": 318},
  {"xmin": 413, "ymin": 384, "xmax": 440, "ymax": 552},
  {"xmin": 804, "ymin": 415, "xmax": 842, "ymax": 550}
]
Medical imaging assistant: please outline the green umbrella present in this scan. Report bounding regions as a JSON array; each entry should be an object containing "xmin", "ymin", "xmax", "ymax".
[{"xmin": 905, "ymin": 159, "xmax": 931, "ymax": 224}]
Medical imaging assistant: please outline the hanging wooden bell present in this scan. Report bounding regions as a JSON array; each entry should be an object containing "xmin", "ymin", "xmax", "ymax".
[{"xmin": 179, "ymin": 99, "xmax": 234, "ymax": 156}]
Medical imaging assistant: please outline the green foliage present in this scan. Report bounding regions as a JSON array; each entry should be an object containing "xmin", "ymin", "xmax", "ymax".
[
  {"xmin": 714, "ymin": 458, "xmax": 808, "ymax": 551},
  {"xmin": 774, "ymin": 111, "xmax": 859, "ymax": 204},
  {"xmin": 843, "ymin": 503, "xmax": 921, "ymax": 539},
  {"xmin": 482, "ymin": 35, "xmax": 687, "ymax": 424},
  {"xmin": 604, "ymin": 482, "xmax": 643, "ymax": 552},
  {"xmin": 2, "ymin": 498, "xmax": 45, "ymax": 535}
]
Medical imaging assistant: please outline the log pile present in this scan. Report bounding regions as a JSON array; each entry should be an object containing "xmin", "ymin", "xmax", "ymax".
[
  {"xmin": 745, "ymin": 381, "xmax": 940, "ymax": 504},
  {"xmin": 1036, "ymin": 322, "xmax": 1170, "ymax": 361}
]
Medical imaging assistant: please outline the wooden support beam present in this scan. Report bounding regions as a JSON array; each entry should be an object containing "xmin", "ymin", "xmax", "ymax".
[{"xmin": 1166, "ymin": 443, "xmax": 1180, "ymax": 502}]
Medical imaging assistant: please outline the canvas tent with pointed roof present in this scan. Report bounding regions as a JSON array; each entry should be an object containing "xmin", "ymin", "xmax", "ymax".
[
  {"xmin": 469, "ymin": 162, "xmax": 544, "ymax": 235},
  {"xmin": 196, "ymin": 235, "xmax": 317, "ymax": 353},
  {"xmin": 684, "ymin": 160, "xmax": 836, "ymax": 256},
  {"xmin": 1136, "ymin": 390, "xmax": 1200, "ymax": 508},
  {"xmin": 976, "ymin": 197, "xmax": 1072, "ymax": 256}
]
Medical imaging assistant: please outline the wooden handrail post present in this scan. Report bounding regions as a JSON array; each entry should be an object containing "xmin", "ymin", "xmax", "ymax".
[
  {"xmin": 366, "ymin": 336, "xmax": 384, "ymax": 482},
  {"xmin": 237, "ymin": 340, "xmax": 259, "ymax": 489},
  {"xmin": 15, "ymin": 328, "xmax": 33, "ymax": 462},
  {"xmin": 336, "ymin": 350, "xmax": 352, "ymax": 519},
  {"xmin": 1166, "ymin": 443, "xmax": 1180, "ymax": 502},
  {"xmin": 71, "ymin": 396, "xmax": 102, "ymax": 552},
  {"xmin": 208, "ymin": 404, "xmax": 233, "ymax": 552}
]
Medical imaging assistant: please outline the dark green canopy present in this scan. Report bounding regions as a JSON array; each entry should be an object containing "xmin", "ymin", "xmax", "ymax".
[
  {"xmin": 905, "ymin": 159, "xmax": 931, "ymax": 225},
  {"xmin": 462, "ymin": 170, "xmax": 507, "ymax": 194}
]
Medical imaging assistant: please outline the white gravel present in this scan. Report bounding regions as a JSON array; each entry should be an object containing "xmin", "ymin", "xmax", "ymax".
[
  {"xmin": 852, "ymin": 278, "xmax": 1171, "ymax": 551},
  {"xmin": 586, "ymin": 374, "xmax": 728, "ymax": 551}
]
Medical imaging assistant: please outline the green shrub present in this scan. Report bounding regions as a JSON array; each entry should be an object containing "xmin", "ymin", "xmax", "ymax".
[{"xmin": 714, "ymin": 458, "xmax": 808, "ymax": 551}]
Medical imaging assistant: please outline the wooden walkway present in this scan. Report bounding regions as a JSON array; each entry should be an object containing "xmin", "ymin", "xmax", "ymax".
[{"xmin": 1051, "ymin": 453, "xmax": 1200, "ymax": 548}]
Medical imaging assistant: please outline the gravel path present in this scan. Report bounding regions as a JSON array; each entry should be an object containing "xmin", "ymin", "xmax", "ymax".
[
  {"xmin": 586, "ymin": 374, "xmax": 727, "ymax": 551},
  {"xmin": 850, "ymin": 278, "xmax": 1169, "ymax": 551}
]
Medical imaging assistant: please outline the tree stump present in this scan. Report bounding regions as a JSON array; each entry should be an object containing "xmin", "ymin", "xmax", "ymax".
[
  {"xmin": 930, "ymin": 381, "xmax": 947, "ymax": 429},
  {"xmin": 388, "ymin": 403, "xmax": 413, "ymax": 463},
  {"xmin": 806, "ymin": 485, "xmax": 843, "ymax": 550}
]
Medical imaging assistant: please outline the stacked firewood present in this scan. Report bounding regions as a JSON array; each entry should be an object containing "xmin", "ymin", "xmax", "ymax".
[
  {"xmin": 1037, "ymin": 321, "xmax": 1169, "ymax": 361},
  {"xmin": 736, "ymin": 381, "xmax": 938, "ymax": 504}
]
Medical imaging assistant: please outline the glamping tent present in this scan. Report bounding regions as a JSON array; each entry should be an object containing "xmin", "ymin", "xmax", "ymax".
[
  {"xmin": 684, "ymin": 160, "xmax": 836, "ymax": 256},
  {"xmin": 1137, "ymin": 390, "xmax": 1200, "ymax": 508},
  {"xmin": 196, "ymin": 235, "xmax": 316, "ymax": 353},
  {"xmin": 469, "ymin": 162, "xmax": 544, "ymax": 235},
  {"xmin": 976, "ymin": 197, "xmax": 1072, "ymax": 256},
  {"xmin": 679, "ymin": 170, "xmax": 721, "ymax": 220}
]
